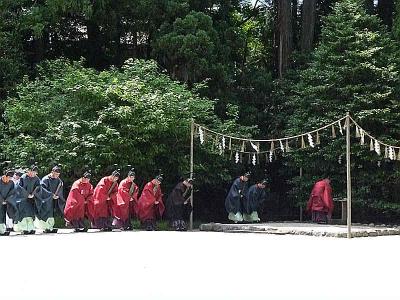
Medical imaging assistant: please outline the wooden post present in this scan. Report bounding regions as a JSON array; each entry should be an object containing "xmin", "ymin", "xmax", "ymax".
[
  {"xmin": 341, "ymin": 200, "xmax": 347, "ymax": 223},
  {"xmin": 299, "ymin": 167, "xmax": 303, "ymax": 222},
  {"xmin": 189, "ymin": 119, "xmax": 194, "ymax": 230},
  {"xmin": 346, "ymin": 112, "xmax": 352, "ymax": 238}
]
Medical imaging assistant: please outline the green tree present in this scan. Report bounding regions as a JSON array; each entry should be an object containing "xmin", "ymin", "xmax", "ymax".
[
  {"xmin": 3, "ymin": 58, "xmax": 255, "ymax": 220},
  {"xmin": 287, "ymin": 0, "xmax": 400, "ymax": 221},
  {"xmin": 0, "ymin": 1, "xmax": 28, "ymax": 99},
  {"xmin": 152, "ymin": 11, "xmax": 221, "ymax": 84}
]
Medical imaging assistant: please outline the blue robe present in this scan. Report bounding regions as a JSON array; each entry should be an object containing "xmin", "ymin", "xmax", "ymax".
[
  {"xmin": 225, "ymin": 177, "xmax": 248, "ymax": 214},
  {"xmin": 40, "ymin": 174, "xmax": 65, "ymax": 219},
  {"xmin": 0, "ymin": 179, "xmax": 15, "ymax": 233},
  {"xmin": 17, "ymin": 174, "xmax": 52, "ymax": 222},
  {"xmin": 244, "ymin": 184, "xmax": 266, "ymax": 214}
]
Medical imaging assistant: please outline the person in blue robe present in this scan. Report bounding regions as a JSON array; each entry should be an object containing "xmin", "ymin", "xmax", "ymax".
[
  {"xmin": 225, "ymin": 171, "xmax": 251, "ymax": 223},
  {"xmin": 0, "ymin": 167, "xmax": 15, "ymax": 236},
  {"xmin": 14, "ymin": 164, "xmax": 51, "ymax": 234},
  {"xmin": 36, "ymin": 165, "xmax": 65, "ymax": 233},
  {"xmin": 5, "ymin": 168, "xmax": 23, "ymax": 231},
  {"xmin": 243, "ymin": 179, "xmax": 268, "ymax": 222}
]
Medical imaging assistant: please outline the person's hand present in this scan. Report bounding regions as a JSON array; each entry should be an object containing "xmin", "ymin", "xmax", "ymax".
[
  {"xmin": 28, "ymin": 194, "xmax": 34, "ymax": 199},
  {"xmin": 154, "ymin": 201, "xmax": 159, "ymax": 205},
  {"xmin": 107, "ymin": 197, "xmax": 111, "ymax": 201},
  {"xmin": 2, "ymin": 201, "xmax": 6, "ymax": 205},
  {"xmin": 53, "ymin": 195, "xmax": 59, "ymax": 200}
]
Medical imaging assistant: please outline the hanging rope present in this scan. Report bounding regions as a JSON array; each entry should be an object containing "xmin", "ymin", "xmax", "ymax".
[
  {"xmin": 349, "ymin": 116, "xmax": 400, "ymax": 150},
  {"xmin": 194, "ymin": 116, "xmax": 347, "ymax": 143},
  {"xmin": 194, "ymin": 114, "xmax": 400, "ymax": 162}
]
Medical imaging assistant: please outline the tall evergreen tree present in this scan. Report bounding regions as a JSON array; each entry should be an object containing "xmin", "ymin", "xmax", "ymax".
[{"xmin": 287, "ymin": 0, "xmax": 400, "ymax": 220}]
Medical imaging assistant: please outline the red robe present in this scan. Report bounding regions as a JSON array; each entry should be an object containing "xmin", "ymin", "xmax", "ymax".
[
  {"xmin": 115, "ymin": 178, "xmax": 139, "ymax": 222},
  {"xmin": 306, "ymin": 179, "xmax": 334, "ymax": 217},
  {"xmin": 64, "ymin": 179, "xmax": 94, "ymax": 222},
  {"xmin": 137, "ymin": 180, "xmax": 165, "ymax": 222},
  {"xmin": 91, "ymin": 176, "xmax": 120, "ymax": 220}
]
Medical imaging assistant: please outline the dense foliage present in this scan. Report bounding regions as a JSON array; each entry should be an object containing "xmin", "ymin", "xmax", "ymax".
[{"xmin": 1, "ymin": 0, "xmax": 400, "ymax": 222}]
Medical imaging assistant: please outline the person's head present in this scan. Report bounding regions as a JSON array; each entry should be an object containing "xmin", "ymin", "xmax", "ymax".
[
  {"xmin": 2, "ymin": 168, "xmax": 14, "ymax": 183},
  {"xmin": 27, "ymin": 164, "xmax": 38, "ymax": 177},
  {"xmin": 13, "ymin": 169, "xmax": 23, "ymax": 181},
  {"xmin": 183, "ymin": 178, "xmax": 194, "ymax": 188},
  {"xmin": 82, "ymin": 170, "xmax": 91, "ymax": 183},
  {"xmin": 257, "ymin": 179, "xmax": 268, "ymax": 189},
  {"xmin": 51, "ymin": 165, "xmax": 61, "ymax": 178},
  {"xmin": 110, "ymin": 168, "xmax": 120, "ymax": 182},
  {"xmin": 127, "ymin": 167, "xmax": 136, "ymax": 181},
  {"xmin": 153, "ymin": 173, "xmax": 163, "ymax": 185},
  {"xmin": 241, "ymin": 171, "xmax": 251, "ymax": 182}
]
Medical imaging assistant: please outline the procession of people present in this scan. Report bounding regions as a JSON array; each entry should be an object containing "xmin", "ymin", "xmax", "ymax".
[
  {"xmin": 0, "ymin": 161, "xmax": 198, "ymax": 235},
  {"xmin": 0, "ymin": 159, "xmax": 335, "ymax": 236}
]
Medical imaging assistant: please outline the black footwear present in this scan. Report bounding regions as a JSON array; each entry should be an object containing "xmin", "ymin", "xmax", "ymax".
[
  {"xmin": 29, "ymin": 230, "xmax": 36, "ymax": 235},
  {"xmin": 172, "ymin": 220, "xmax": 179, "ymax": 231},
  {"xmin": 100, "ymin": 227, "xmax": 112, "ymax": 232},
  {"xmin": 51, "ymin": 228, "xmax": 58, "ymax": 233},
  {"xmin": 180, "ymin": 221, "xmax": 187, "ymax": 231},
  {"xmin": 44, "ymin": 229, "xmax": 52, "ymax": 234},
  {"xmin": 1, "ymin": 231, "xmax": 10, "ymax": 236},
  {"xmin": 22, "ymin": 230, "xmax": 30, "ymax": 235},
  {"xmin": 145, "ymin": 221, "xmax": 154, "ymax": 231},
  {"xmin": 142, "ymin": 220, "xmax": 152, "ymax": 231}
]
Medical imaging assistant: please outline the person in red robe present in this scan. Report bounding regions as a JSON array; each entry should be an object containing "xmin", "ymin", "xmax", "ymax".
[
  {"xmin": 137, "ymin": 173, "xmax": 165, "ymax": 231},
  {"xmin": 64, "ymin": 170, "xmax": 93, "ymax": 232},
  {"xmin": 113, "ymin": 167, "xmax": 139, "ymax": 230},
  {"xmin": 91, "ymin": 168, "xmax": 120, "ymax": 231},
  {"xmin": 306, "ymin": 178, "xmax": 334, "ymax": 224}
]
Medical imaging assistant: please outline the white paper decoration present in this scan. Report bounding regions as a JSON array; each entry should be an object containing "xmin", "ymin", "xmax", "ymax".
[
  {"xmin": 199, "ymin": 127, "xmax": 204, "ymax": 144},
  {"xmin": 307, "ymin": 133, "xmax": 315, "ymax": 148},
  {"xmin": 374, "ymin": 140, "xmax": 381, "ymax": 156},
  {"xmin": 250, "ymin": 141, "xmax": 259, "ymax": 152}
]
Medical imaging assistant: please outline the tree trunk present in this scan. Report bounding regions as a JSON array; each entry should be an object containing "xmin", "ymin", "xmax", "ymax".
[
  {"xmin": 33, "ymin": 31, "xmax": 49, "ymax": 64},
  {"xmin": 300, "ymin": 0, "xmax": 316, "ymax": 53},
  {"xmin": 292, "ymin": 0, "xmax": 298, "ymax": 50},
  {"xmin": 363, "ymin": 0, "xmax": 375, "ymax": 14},
  {"xmin": 377, "ymin": 0, "xmax": 395, "ymax": 28},
  {"xmin": 86, "ymin": 20, "xmax": 103, "ymax": 68},
  {"xmin": 114, "ymin": 20, "xmax": 122, "ymax": 66},
  {"xmin": 276, "ymin": 0, "xmax": 292, "ymax": 78}
]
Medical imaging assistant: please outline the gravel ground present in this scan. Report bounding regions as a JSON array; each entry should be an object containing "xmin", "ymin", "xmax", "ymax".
[
  {"xmin": 199, "ymin": 222, "xmax": 400, "ymax": 237},
  {"xmin": 1, "ymin": 229, "xmax": 399, "ymax": 300}
]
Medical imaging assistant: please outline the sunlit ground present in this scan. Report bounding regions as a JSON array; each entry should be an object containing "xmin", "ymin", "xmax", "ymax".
[{"xmin": 2, "ymin": 230, "xmax": 398, "ymax": 300}]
